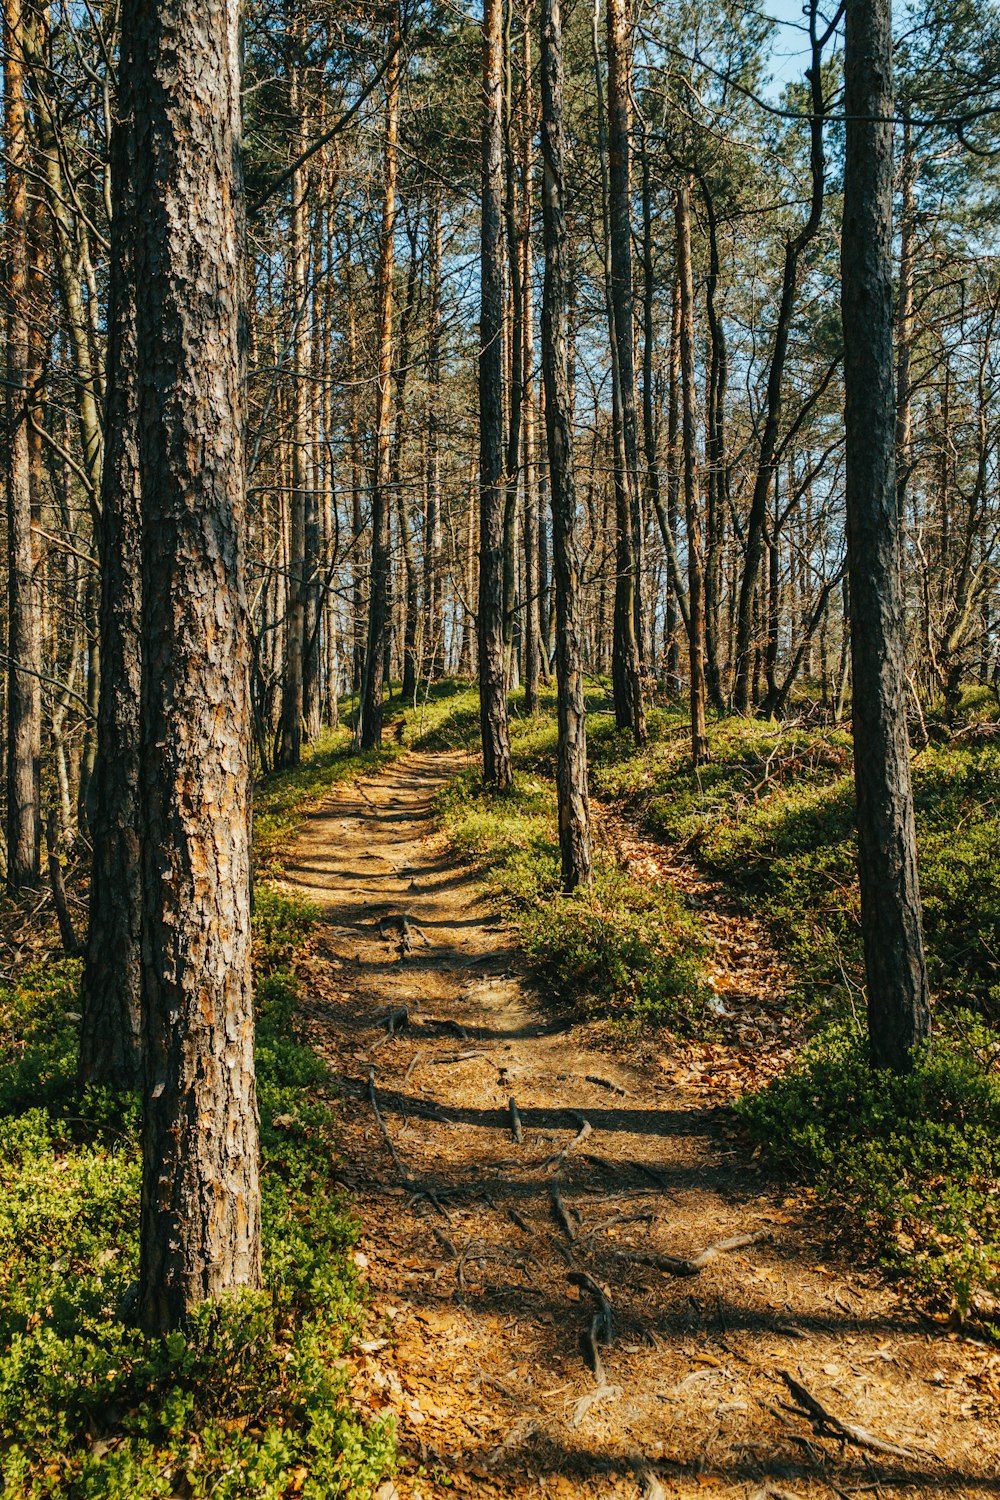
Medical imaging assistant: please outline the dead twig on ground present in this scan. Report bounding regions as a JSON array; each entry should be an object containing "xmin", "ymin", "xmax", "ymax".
[
  {"xmin": 550, "ymin": 1182, "xmax": 578, "ymax": 1241},
  {"xmin": 542, "ymin": 1114, "xmax": 592, "ymax": 1169},
  {"xmin": 776, "ymin": 1369, "xmax": 936, "ymax": 1464},
  {"xmin": 611, "ymin": 1230, "xmax": 767, "ymax": 1278}
]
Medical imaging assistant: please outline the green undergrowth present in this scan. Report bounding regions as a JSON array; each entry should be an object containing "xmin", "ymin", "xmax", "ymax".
[
  {"xmin": 740, "ymin": 1019, "xmax": 1000, "ymax": 1326},
  {"xmin": 0, "ymin": 743, "xmax": 401, "ymax": 1498},
  {"xmin": 583, "ymin": 699, "xmax": 1000, "ymax": 1022},
  {"xmin": 434, "ymin": 755, "xmax": 711, "ymax": 1034},
  {"xmin": 417, "ymin": 677, "xmax": 1000, "ymax": 1320}
]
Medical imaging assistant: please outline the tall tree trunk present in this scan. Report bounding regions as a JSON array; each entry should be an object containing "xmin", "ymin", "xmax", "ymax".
[
  {"xmin": 4, "ymin": 0, "xmax": 41, "ymax": 892},
  {"xmin": 423, "ymin": 189, "xmax": 445, "ymax": 678},
  {"xmin": 842, "ymin": 0, "xmax": 930, "ymax": 1071},
  {"xmin": 479, "ymin": 0, "xmax": 513, "ymax": 790},
  {"xmin": 79, "ymin": 73, "xmax": 142, "ymax": 1090},
  {"xmin": 640, "ymin": 136, "xmax": 689, "ymax": 691},
  {"xmin": 594, "ymin": 0, "xmax": 645, "ymax": 745},
  {"xmin": 360, "ymin": 2, "xmax": 400, "ymax": 750},
  {"xmin": 699, "ymin": 174, "xmax": 727, "ymax": 711},
  {"xmin": 895, "ymin": 109, "xmax": 915, "ymax": 536},
  {"xmin": 520, "ymin": 1, "xmax": 541, "ymax": 715},
  {"xmin": 676, "ymin": 178, "xmax": 709, "ymax": 764},
  {"xmin": 277, "ymin": 53, "xmax": 311, "ymax": 767},
  {"xmin": 541, "ymin": 0, "xmax": 592, "ymax": 891},
  {"xmin": 605, "ymin": 0, "xmax": 645, "ymax": 683},
  {"xmin": 128, "ymin": 0, "xmax": 261, "ymax": 1330}
]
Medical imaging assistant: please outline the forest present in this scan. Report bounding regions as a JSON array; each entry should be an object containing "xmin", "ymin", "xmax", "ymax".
[{"xmin": 1, "ymin": 0, "xmax": 1000, "ymax": 1494}]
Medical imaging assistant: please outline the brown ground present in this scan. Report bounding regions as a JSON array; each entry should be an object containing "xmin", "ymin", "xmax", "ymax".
[{"xmin": 278, "ymin": 749, "xmax": 1000, "ymax": 1500}]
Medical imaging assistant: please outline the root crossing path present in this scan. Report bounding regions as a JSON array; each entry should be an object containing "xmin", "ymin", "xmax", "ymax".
[{"xmin": 282, "ymin": 750, "xmax": 999, "ymax": 1500}]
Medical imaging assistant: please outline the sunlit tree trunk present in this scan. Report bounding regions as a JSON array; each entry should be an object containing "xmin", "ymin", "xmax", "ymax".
[
  {"xmin": 360, "ymin": 1, "xmax": 400, "ymax": 750},
  {"xmin": 128, "ymin": 0, "xmax": 261, "ymax": 1330},
  {"xmin": 542, "ymin": 0, "xmax": 592, "ymax": 891},
  {"xmin": 4, "ymin": 0, "xmax": 41, "ymax": 892},
  {"xmin": 478, "ymin": 0, "xmax": 513, "ymax": 789},
  {"xmin": 842, "ymin": 0, "xmax": 930, "ymax": 1071}
]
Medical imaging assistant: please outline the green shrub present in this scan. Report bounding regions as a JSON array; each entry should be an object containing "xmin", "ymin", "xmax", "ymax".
[
  {"xmin": 437, "ymin": 769, "xmax": 711, "ymax": 1031},
  {"xmin": 739, "ymin": 1022, "xmax": 1000, "ymax": 1321}
]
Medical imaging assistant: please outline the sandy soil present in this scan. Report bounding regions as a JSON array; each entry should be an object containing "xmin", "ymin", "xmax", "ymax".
[{"xmin": 278, "ymin": 749, "xmax": 1000, "ymax": 1500}]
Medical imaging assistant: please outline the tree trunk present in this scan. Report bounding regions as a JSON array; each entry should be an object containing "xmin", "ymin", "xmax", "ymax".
[
  {"xmin": 79, "ymin": 84, "xmax": 142, "ymax": 1090},
  {"xmin": 842, "ymin": 0, "xmax": 930, "ymax": 1071},
  {"xmin": 479, "ymin": 0, "xmax": 513, "ymax": 790},
  {"xmin": 541, "ymin": 0, "xmax": 592, "ymax": 892},
  {"xmin": 128, "ymin": 0, "xmax": 261, "ymax": 1330},
  {"xmin": 277, "ymin": 54, "xmax": 311, "ymax": 766},
  {"xmin": 4, "ymin": 0, "xmax": 41, "ymax": 892},
  {"xmin": 676, "ymin": 179, "xmax": 709, "ymax": 764},
  {"xmin": 360, "ymin": 2, "xmax": 400, "ymax": 750},
  {"xmin": 423, "ymin": 190, "xmax": 445, "ymax": 678},
  {"xmin": 605, "ymin": 0, "xmax": 645, "ymax": 677}
]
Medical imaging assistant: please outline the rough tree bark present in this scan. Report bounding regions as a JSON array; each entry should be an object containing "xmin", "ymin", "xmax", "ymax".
[
  {"xmin": 79, "ymin": 72, "xmax": 142, "ymax": 1090},
  {"xmin": 595, "ymin": 0, "xmax": 645, "ymax": 745},
  {"xmin": 479, "ymin": 0, "xmax": 514, "ymax": 790},
  {"xmin": 360, "ymin": 1, "xmax": 400, "ymax": 750},
  {"xmin": 541, "ymin": 0, "xmax": 592, "ymax": 892},
  {"xmin": 606, "ymin": 0, "xmax": 645, "ymax": 673},
  {"xmin": 842, "ymin": 0, "xmax": 930, "ymax": 1071},
  {"xmin": 4, "ymin": 0, "xmax": 41, "ymax": 892},
  {"xmin": 127, "ymin": 0, "xmax": 262, "ymax": 1329}
]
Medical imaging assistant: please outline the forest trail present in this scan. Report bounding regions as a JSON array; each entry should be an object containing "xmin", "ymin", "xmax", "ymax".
[{"xmin": 280, "ymin": 750, "xmax": 1000, "ymax": 1500}]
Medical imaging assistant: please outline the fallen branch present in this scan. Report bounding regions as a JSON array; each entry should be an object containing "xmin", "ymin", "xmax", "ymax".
[
  {"xmin": 777, "ymin": 1369, "xmax": 934, "ymax": 1464},
  {"xmin": 402, "ymin": 1048, "xmax": 424, "ymax": 1086},
  {"xmin": 542, "ymin": 1114, "xmax": 593, "ymax": 1170},
  {"xmin": 550, "ymin": 1182, "xmax": 577, "ymax": 1241},
  {"xmin": 611, "ymin": 1230, "xmax": 767, "ymax": 1278},
  {"xmin": 586, "ymin": 1074, "xmax": 626, "ymax": 1096}
]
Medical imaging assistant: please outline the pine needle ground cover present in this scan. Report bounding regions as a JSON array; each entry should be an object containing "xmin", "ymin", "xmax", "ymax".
[{"xmin": 0, "ymin": 733, "xmax": 399, "ymax": 1500}]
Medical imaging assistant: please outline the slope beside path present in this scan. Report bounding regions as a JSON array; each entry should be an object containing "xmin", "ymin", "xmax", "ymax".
[{"xmin": 279, "ymin": 748, "xmax": 1000, "ymax": 1500}]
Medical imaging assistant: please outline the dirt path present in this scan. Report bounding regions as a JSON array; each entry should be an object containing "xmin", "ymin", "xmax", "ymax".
[{"xmin": 280, "ymin": 750, "xmax": 1000, "ymax": 1500}]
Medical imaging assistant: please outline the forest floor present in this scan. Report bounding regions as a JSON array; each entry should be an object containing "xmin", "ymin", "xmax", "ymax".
[{"xmin": 278, "ymin": 748, "xmax": 1000, "ymax": 1500}]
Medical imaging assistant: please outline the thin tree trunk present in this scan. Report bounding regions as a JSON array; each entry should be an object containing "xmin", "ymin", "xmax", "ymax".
[
  {"xmin": 606, "ymin": 0, "xmax": 645, "ymax": 677},
  {"xmin": 541, "ymin": 0, "xmax": 592, "ymax": 891},
  {"xmin": 128, "ymin": 0, "xmax": 261, "ymax": 1330},
  {"xmin": 424, "ymin": 189, "xmax": 445, "ymax": 678},
  {"xmin": 479, "ymin": 0, "xmax": 513, "ymax": 790},
  {"xmin": 277, "ymin": 54, "xmax": 310, "ymax": 766},
  {"xmin": 842, "ymin": 0, "xmax": 930, "ymax": 1071},
  {"xmin": 79, "ymin": 79, "xmax": 142, "ymax": 1089},
  {"xmin": 4, "ymin": 0, "xmax": 41, "ymax": 891},
  {"xmin": 360, "ymin": 1, "xmax": 400, "ymax": 750},
  {"xmin": 676, "ymin": 178, "xmax": 709, "ymax": 764}
]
